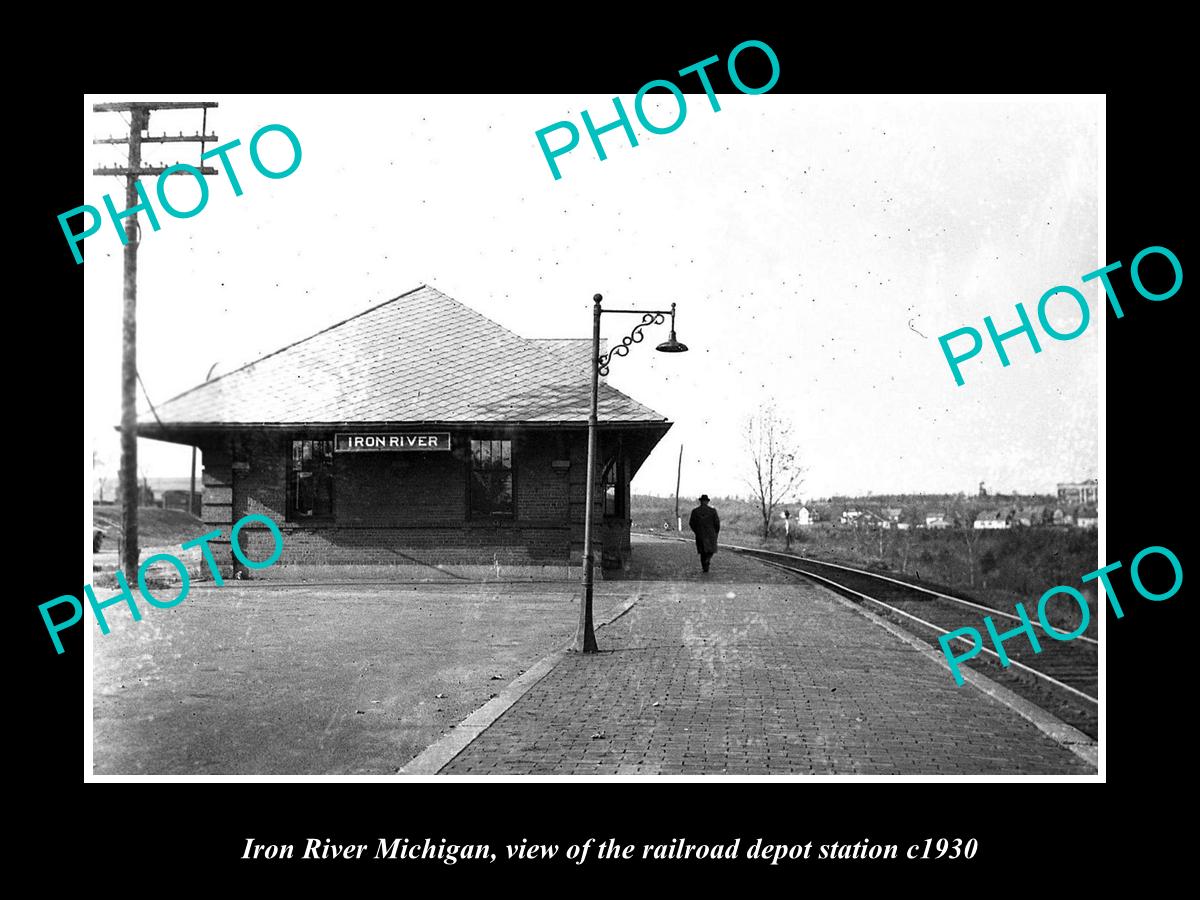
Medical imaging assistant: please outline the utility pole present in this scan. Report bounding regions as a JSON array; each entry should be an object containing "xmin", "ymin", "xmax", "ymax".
[
  {"xmin": 674, "ymin": 444, "xmax": 683, "ymax": 532},
  {"xmin": 92, "ymin": 101, "xmax": 218, "ymax": 580}
]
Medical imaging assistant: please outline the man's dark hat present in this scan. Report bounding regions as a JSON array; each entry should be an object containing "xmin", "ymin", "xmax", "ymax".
[{"xmin": 699, "ymin": 494, "xmax": 710, "ymax": 502}]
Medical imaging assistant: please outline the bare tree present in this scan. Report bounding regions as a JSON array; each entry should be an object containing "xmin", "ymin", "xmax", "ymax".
[
  {"xmin": 744, "ymin": 404, "xmax": 805, "ymax": 539},
  {"xmin": 93, "ymin": 451, "xmax": 108, "ymax": 503}
]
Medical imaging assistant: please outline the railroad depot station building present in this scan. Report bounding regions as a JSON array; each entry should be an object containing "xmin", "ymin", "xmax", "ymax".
[{"xmin": 136, "ymin": 286, "xmax": 672, "ymax": 578}]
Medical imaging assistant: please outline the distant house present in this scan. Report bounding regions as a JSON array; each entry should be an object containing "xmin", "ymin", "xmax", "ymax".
[
  {"xmin": 1016, "ymin": 505, "xmax": 1052, "ymax": 527},
  {"xmin": 974, "ymin": 509, "xmax": 1012, "ymax": 530},
  {"xmin": 162, "ymin": 489, "xmax": 203, "ymax": 516},
  {"xmin": 876, "ymin": 507, "xmax": 903, "ymax": 529},
  {"xmin": 925, "ymin": 512, "xmax": 951, "ymax": 529},
  {"xmin": 795, "ymin": 506, "xmax": 813, "ymax": 526},
  {"xmin": 146, "ymin": 477, "xmax": 203, "ymax": 515},
  {"xmin": 1076, "ymin": 507, "xmax": 1098, "ymax": 529},
  {"xmin": 1058, "ymin": 478, "xmax": 1098, "ymax": 505},
  {"xmin": 809, "ymin": 505, "xmax": 838, "ymax": 528},
  {"xmin": 842, "ymin": 508, "xmax": 864, "ymax": 525}
]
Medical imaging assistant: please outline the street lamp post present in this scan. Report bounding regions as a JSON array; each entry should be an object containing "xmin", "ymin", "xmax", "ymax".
[{"xmin": 573, "ymin": 293, "xmax": 688, "ymax": 653}]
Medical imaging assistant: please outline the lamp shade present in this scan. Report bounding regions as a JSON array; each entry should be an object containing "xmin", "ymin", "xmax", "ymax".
[{"xmin": 656, "ymin": 330, "xmax": 688, "ymax": 353}]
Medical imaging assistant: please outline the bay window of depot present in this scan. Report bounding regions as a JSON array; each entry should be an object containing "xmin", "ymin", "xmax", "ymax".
[
  {"xmin": 289, "ymin": 439, "xmax": 334, "ymax": 520},
  {"xmin": 471, "ymin": 438, "xmax": 514, "ymax": 518}
]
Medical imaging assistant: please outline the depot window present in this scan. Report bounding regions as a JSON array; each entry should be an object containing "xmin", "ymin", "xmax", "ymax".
[
  {"xmin": 288, "ymin": 439, "xmax": 334, "ymax": 520},
  {"xmin": 470, "ymin": 439, "xmax": 514, "ymax": 517},
  {"xmin": 602, "ymin": 455, "xmax": 625, "ymax": 518}
]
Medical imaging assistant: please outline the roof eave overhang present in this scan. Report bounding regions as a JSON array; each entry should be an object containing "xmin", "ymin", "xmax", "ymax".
[{"xmin": 134, "ymin": 420, "xmax": 673, "ymax": 443}]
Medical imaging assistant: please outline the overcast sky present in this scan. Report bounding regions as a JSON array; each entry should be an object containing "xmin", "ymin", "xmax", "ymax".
[{"xmin": 83, "ymin": 94, "xmax": 1099, "ymax": 501}]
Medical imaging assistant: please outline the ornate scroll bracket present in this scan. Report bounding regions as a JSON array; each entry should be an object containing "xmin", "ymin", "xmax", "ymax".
[{"xmin": 597, "ymin": 312, "xmax": 666, "ymax": 376}]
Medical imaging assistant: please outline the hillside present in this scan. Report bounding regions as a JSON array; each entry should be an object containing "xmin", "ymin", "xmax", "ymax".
[
  {"xmin": 633, "ymin": 492, "xmax": 1086, "ymax": 534},
  {"xmin": 92, "ymin": 505, "xmax": 205, "ymax": 546},
  {"xmin": 633, "ymin": 493, "xmax": 1100, "ymax": 614}
]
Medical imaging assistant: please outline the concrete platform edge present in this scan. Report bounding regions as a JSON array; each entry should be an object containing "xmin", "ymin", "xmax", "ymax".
[{"xmin": 397, "ymin": 594, "xmax": 640, "ymax": 775}]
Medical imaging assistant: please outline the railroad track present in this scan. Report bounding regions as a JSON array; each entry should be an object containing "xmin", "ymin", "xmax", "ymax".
[{"xmin": 638, "ymin": 533, "xmax": 1098, "ymax": 739}]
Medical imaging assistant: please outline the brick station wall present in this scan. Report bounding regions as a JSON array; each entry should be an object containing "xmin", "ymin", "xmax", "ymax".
[
  {"xmin": 199, "ymin": 436, "xmax": 235, "ymax": 573},
  {"xmin": 197, "ymin": 428, "xmax": 636, "ymax": 575}
]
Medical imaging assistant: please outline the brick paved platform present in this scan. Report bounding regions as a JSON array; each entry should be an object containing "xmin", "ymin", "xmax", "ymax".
[
  {"xmin": 92, "ymin": 582, "xmax": 631, "ymax": 775},
  {"xmin": 440, "ymin": 536, "xmax": 1095, "ymax": 775}
]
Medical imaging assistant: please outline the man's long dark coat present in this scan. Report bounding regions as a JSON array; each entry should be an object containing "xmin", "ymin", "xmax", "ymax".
[{"xmin": 689, "ymin": 505, "xmax": 721, "ymax": 555}]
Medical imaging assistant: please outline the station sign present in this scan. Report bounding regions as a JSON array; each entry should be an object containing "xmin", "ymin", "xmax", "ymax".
[{"xmin": 335, "ymin": 433, "xmax": 451, "ymax": 452}]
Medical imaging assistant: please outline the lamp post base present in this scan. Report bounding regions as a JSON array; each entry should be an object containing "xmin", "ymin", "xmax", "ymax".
[
  {"xmin": 571, "ymin": 621, "xmax": 599, "ymax": 653},
  {"xmin": 573, "ymin": 552, "xmax": 599, "ymax": 653}
]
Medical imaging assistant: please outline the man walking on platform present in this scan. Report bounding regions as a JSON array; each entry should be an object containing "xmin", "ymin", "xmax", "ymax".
[{"xmin": 689, "ymin": 494, "xmax": 721, "ymax": 573}]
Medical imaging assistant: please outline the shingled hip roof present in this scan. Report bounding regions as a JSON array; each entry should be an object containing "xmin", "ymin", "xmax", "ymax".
[{"xmin": 137, "ymin": 285, "xmax": 669, "ymax": 429}]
